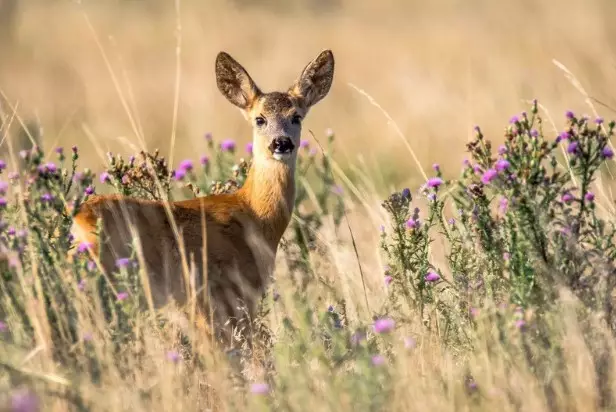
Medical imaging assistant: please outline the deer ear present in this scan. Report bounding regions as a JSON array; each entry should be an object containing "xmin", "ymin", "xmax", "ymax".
[
  {"xmin": 215, "ymin": 52, "xmax": 261, "ymax": 110},
  {"xmin": 289, "ymin": 50, "xmax": 335, "ymax": 108}
]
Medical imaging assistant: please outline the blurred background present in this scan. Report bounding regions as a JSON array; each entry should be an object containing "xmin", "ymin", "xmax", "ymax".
[{"xmin": 1, "ymin": 0, "xmax": 616, "ymax": 188}]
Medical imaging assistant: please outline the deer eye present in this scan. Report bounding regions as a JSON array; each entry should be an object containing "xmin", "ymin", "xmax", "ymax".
[
  {"xmin": 291, "ymin": 114, "xmax": 302, "ymax": 125},
  {"xmin": 255, "ymin": 116, "xmax": 267, "ymax": 127}
]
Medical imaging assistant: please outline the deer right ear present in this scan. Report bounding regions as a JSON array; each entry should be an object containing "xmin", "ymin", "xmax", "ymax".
[{"xmin": 215, "ymin": 52, "xmax": 261, "ymax": 110}]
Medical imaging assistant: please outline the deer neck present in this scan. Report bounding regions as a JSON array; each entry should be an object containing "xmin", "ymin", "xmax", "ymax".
[{"xmin": 239, "ymin": 154, "xmax": 296, "ymax": 247}]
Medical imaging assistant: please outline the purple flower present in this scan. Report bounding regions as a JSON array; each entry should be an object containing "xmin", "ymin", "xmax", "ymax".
[
  {"xmin": 10, "ymin": 389, "xmax": 39, "ymax": 412},
  {"xmin": 115, "ymin": 258, "xmax": 132, "ymax": 268},
  {"xmin": 406, "ymin": 218, "xmax": 420, "ymax": 229},
  {"xmin": 498, "ymin": 145, "xmax": 507, "ymax": 155},
  {"xmin": 77, "ymin": 242, "xmax": 92, "ymax": 253},
  {"xmin": 200, "ymin": 156, "xmax": 209, "ymax": 165},
  {"xmin": 401, "ymin": 188, "xmax": 411, "ymax": 199},
  {"xmin": 99, "ymin": 172, "xmax": 111, "ymax": 184},
  {"xmin": 602, "ymin": 146, "xmax": 614, "ymax": 159},
  {"xmin": 87, "ymin": 260, "xmax": 97, "ymax": 271},
  {"xmin": 530, "ymin": 129, "xmax": 539, "ymax": 137},
  {"xmin": 585, "ymin": 192, "xmax": 595, "ymax": 202},
  {"xmin": 481, "ymin": 169, "xmax": 498, "ymax": 184},
  {"xmin": 204, "ymin": 132, "xmax": 213, "ymax": 141},
  {"xmin": 427, "ymin": 193, "xmax": 436, "ymax": 202},
  {"xmin": 85, "ymin": 186, "xmax": 95, "ymax": 196},
  {"xmin": 78, "ymin": 279, "xmax": 86, "ymax": 291},
  {"xmin": 499, "ymin": 197, "xmax": 508, "ymax": 214},
  {"xmin": 566, "ymin": 110, "xmax": 575, "ymax": 119},
  {"xmin": 116, "ymin": 292, "xmax": 129, "ymax": 301},
  {"xmin": 173, "ymin": 169, "xmax": 186, "ymax": 181},
  {"xmin": 515, "ymin": 319, "xmax": 526, "ymax": 330},
  {"xmin": 567, "ymin": 141, "xmax": 579, "ymax": 154},
  {"xmin": 495, "ymin": 159, "xmax": 510, "ymax": 172},
  {"xmin": 0, "ymin": 160, "xmax": 6, "ymax": 170},
  {"xmin": 0, "ymin": 181, "xmax": 8, "ymax": 195},
  {"xmin": 300, "ymin": 140, "xmax": 310, "ymax": 149},
  {"xmin": 373, "ymin": 317, "xmax": 395, "ymax": 334},
  {"xmin": 220, "ymin": 139, "xmax": 236, "ymax": 152},
  {"xmin": 384, "ymin": 275, "xmax": 393, "ymax": 286},
  {"xmin": 404, "ymin": 336, "xmax": 416, "ymax": 349},
  {"xmin": 178, "ymin": 159, "xmax": 194, "ymax": 172},
  {"xmin": 509, "ymin": 115, "xmax": 519, "ymax": 124},
  {"xmin": 595, "ymin": 117, "xmax": 604, "ymax": 125},
  {"xmin": 425, "ymin": 271, "xmax": 440, "ymax": 282},
  {"xmin": 327, "ymin": 305, "xmax": 335, "ymax": 312},
  {"xmin": 121, "ymin": 175, "xmax": 130, "ymax": 185},
  {"xmin": 562, "ymin": 192, "xmax": 574, "ymax": 204},
  {"xmin": 250, "ymin": 383, "xmax": 270, "ymax": 395},
  {"xmin": 72, "ymin": 146, "xmax": 78, "ymax": 154},
  {"xmin": 558, "ymin": 131, "xmax": 570, "ymax": 142},
  {"xmin": 0, "ymin": 198, "xmax": 7, "ymax": 208},
  {"xmin": 448, "ymin": 218, "xmax": 455, "ymax": 225},
  {"xmin": 432, "ymin": 163, "xmax": 440, "ymax": 172},
  {"xmin": 166, "ymin": 350, "xmax": 181, "ymax": 363},
  {"xmin": 426, "ymin": 177, "xmax": 443, "ymax": 188},
  {"xmin": 245, "ymin": 142, "xmax": 253, "ymax": 154},
  {"xmin": 55, "ymin": 147, "xmax": 64, "ymax": 155},
  {"xmin": 40, "ymin": 193, "xmax": 54, "ymax": 203},
  {"xmin": 371, "ymin": 355, "xmax": 386, "ymax": 366}
]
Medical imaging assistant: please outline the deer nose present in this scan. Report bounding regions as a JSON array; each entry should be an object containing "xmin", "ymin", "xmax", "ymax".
[{"xmin": 268, "ymin": 136, "xmax": 295, "ymax": 154}]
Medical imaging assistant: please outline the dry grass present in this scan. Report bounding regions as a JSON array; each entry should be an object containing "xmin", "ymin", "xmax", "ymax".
[{"xmin": 2, "ymin": 0, "xmax": 616, "ymax": 184}]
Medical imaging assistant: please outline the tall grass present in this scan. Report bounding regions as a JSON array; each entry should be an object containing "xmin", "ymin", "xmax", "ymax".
[{"xmin": 1, "ymin": 101, "xmax": 616, "ymax": 411}]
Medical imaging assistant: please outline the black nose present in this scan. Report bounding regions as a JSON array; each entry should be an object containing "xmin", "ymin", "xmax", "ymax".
[{"xmin": 268, "ymin": 137, "xmax": 296, "ymax": 154}]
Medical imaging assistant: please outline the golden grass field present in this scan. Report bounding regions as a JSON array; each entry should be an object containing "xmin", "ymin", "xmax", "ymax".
[
  {"xmin": 2, "ymin": 0, "xmax": 616, "ymax": 184},
  {"xmin": 2, "ymin": 0, "xmax": 616, "ymax": 411}
]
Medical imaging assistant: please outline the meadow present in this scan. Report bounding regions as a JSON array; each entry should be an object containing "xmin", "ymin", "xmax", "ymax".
[{"xmin": 2, "ymin": 0, "xmax": 616, "ymax": 410}]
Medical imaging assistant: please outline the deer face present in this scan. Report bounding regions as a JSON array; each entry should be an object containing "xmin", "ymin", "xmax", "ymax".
[{"xmin": 215, "ymin": 50, "xmax": 335, "ymax": 164}]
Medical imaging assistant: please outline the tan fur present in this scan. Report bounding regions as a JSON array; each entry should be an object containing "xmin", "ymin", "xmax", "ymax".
[{"xmin": 71, "ymin": 49, "xmax": 335, "ymax": 345}]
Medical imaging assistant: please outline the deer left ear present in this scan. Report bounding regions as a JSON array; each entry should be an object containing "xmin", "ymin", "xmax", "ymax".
[{"xmin": 289, "ymin": 50, "xmax": 335, "ymax": 108}]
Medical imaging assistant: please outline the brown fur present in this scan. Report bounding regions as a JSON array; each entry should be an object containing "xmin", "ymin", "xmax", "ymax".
[{"xmin": 71, "ymin": 49, "xmax": 335, "ymax": 346}]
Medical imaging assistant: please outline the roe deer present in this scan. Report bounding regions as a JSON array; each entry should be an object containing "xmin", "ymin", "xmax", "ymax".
[{"xmin": 71, "ymin": 49, "xmax": 335, "ymax": 345}]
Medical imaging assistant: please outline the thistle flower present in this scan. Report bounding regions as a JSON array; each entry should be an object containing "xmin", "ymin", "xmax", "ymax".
[
  {"xmin": 371, "ymin": 355, "xmax": 386, "ymax": 366},
  {"xmin": 99, "ymin": 172, "xmax": 111, "ymax": 183},
  {"xmin": 406, "ymin": 218, "xmax": 420, "ymax": 229},
  {"xmin": 373, "ymin": 317, "xmax": 395, "ymax": 334},
  {"xmin": 481, "ymin": 169, "xmax": 498, "ymax": 184},
  {"xmin": 602, "ymin": 146, "xmax": 614, "ymax": 159},
  {"xmin": 204, "ymin": 132, "xmax": 213, "ymax": 141},
  {"xmin": 200, "ymin": 155, "xmax": 209, "ymax": 165},
  {"xmin": 10, "ymin": 389, "xmax": 39, "ymax": 412},
  {"xmin": 251, "ymin": 383, "xmax": 270, "ymax": 395},
  {"xmin": 115, "ymin": 258, "xmax": 132, "ymax": 268},
  {"xmin": 595, "ymin": 117, "xmax": 604, "ymax": 125},
  {"xmin": 84, "ymin": 186, "xmax": 95, "ymax": 196},
  {"xmin": 0, "ymin": 160, "xmax": 6, "ymax": 170},
  {"xmin": 173, "ymin": 169, "xmax": 186, "ymax": 181},
  {"xmin": 245, "ymin": 142, "xmax": 253, "ymax": 154},
  {"xmin": 495, "ymin": 159, "xmax": 510, "ymax": 172},
  {"xmin": 562, "ymin": 192, "xmax": 574, "ymax": 204},
  {"xmin": 585, "ymin": 192, "xmax": 595, "ymax": 202},
  {"xmin": 220, "ymin": 139, "xmax": 236, "ymax": 152},
  {"xmin": 116, "ymin": 292, "xmax": 129, "ymax": 301},
  {"xmin": 567, "ymin": 141, "xmax": 579, "ymax": 154},
  {"xmin": 530, "ymin": 129, "xmax": 539, "ymax": 137},
  {"xmin": 509, "ymin": 115, "xmax": 519, "ymax": 124},
  {"xmin": 300, "ymin": 139, "xmax": 310, "ymax": 149},
  {"xmin": 178, "ymin": 159, "xmax": 194, "ymax": 172},
  {"xmin": 426, "ymin": 177, "xmax": 443, "ymax": 188},
  {"xmin": 40, "ymin": 193, "xmax": 54, "ymax": 203},
  {"xmin": 425, "ymin": 271, "xmax": 440, "ymax": 282},
  {"xmin": 498, "ymin": 145, "xmax": 507, "ymax": 155},
  {"xmin": 566, "ymin": 110, "xmax": 574, "ymax": 120},
  {"xmin": 384, "ymin": 275, "xmax": 393, "ymax": 286}
]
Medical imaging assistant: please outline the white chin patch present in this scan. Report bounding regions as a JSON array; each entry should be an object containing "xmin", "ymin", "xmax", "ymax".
[{"xmin": 273, "ymin": 152, "xmax": 292, "ymax": 161}]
